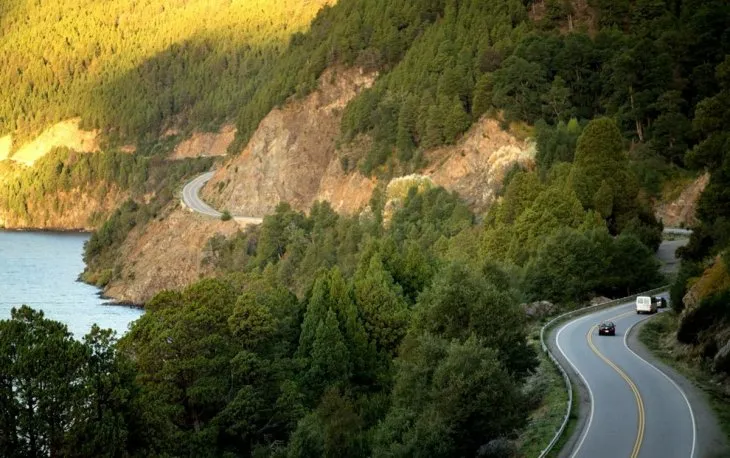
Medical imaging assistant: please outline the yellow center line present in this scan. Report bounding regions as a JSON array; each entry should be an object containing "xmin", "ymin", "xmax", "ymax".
[{"xmin": 586, "ymin": 310, "xmax": 645, "ymax": 458}]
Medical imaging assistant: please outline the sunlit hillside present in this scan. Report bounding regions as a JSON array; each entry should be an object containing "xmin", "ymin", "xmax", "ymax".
[{"xmin": 0, "ymin": 0, "xmax": 333, "ymax": 142}]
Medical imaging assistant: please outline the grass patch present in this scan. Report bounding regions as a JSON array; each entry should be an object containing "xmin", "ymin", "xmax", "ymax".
[
  {"xmin": 546, "ymin": 384, "xmax": 579, "ymax": 458},
  {"xmin": 640, "ymin": 313, "xmax": 730, "ymax": 441},
  {"xmin": 515, "ymin": 328, "xmax": 570, "ymax": 457}
]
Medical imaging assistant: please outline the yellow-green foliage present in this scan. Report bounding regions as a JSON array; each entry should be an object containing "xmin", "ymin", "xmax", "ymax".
[
  {"xmin": 0, "ymin": 0, "xmax": 331, "ymax": 140},
  {"xmin": 687, "ymin": 256, "xmax": 730, "ymax": 307},
  {"xmin": 385, "ymin": 174, "xmax": 434, "ymax": 202},
  {"xmin": 481, "ymin": 170, "xmax": 585, "ymax": 265}
]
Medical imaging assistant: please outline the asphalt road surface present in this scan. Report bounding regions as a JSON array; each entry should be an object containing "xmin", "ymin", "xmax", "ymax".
[
  {"xmin": 181, "ymin": 172, "xmax": 263, "ymax": 225},
  {"xmin": 555, "ymin": 299, "xmax": 696, "ymax": 458},
  {"xmin": 182, "ymin": 172, "xmax": 222, "ymax": 217}
]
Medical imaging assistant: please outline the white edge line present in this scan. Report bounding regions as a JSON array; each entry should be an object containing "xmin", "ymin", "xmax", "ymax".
[
  {"xmin": 556, "ymin": 315, "xmax": 596, "ymax": 458},
  {"xmin": 539, "ymin": 286, "xmax": 669, "ymax": 458},
  {"xmin": 623, "ymin": 314, "xmax": 697, "ymax": 458}
]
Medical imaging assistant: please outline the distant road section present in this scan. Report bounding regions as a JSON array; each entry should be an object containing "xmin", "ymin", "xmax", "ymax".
[
  {"xmin": 181, "ymin": 172, "xmax": 263, "ymax": 225},
  {"xmin": 663, "ymin": 227, "xmax": 693, "ymax": 236}
]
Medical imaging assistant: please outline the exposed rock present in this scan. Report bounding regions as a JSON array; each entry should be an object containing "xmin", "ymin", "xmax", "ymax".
[
  {"xmin": 478, "ymin": 438, "xmax": 517, "ymax": 458},
  {"xmin": 522, "ymin": 300, "xmax": 556, "ymax": 319},
  {"xmin": 0, "ymin": 118, "xmax": 99, "ymax": 165},
  {"xmin": 590, "ymin": 296, "xmax": 612, "ymax": 306},
  {"xmin": 104, "ymin": 204, "xmax": 239, "ymax": 304},
  {"xmin": 656, "ymin": 172, "xmax": 709, "ymax": 228},
  {"xmin": 171, "ymin": 124, "xmax": 236, "ymax": 159},
  {"xmin": 424, "ymin": 118, "xmax": 536, "ymax": 213},
  {"xmin": 382, "ymin": 174, "xmax": 435, "ymax": 223},
  {"xmin": 203, "ymin": 67, "xmax": 377, "ymax": 216},
  {"xmin": 203, "ymin": 67, "xmax": 534, "ymax": 219}
]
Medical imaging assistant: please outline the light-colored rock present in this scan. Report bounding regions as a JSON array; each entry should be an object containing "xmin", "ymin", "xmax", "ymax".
[
  {"xmin": 590, "ymin": 296, "xmax": 612, "ymax": 306},
  {"xmin": 203, "ymin": 67, "xmax": 377, "ymax": 216},
  {"xmin": 522, "ymin": 300, "xmax": 556, "ymax": 319},
  {"xmin": 424, "ymin": 119, "xmax": 536, "ymax": 213},
  {"xmin": 7, "ymin": 118, "xmax": 99, "ymax": 165},
  {"xmin": 656, "ymin": 173, "xmax": 709, "ymax": 228},
  {"xmin": 171, "ymin": 124, "xmax": 236, "ymax": 159}
]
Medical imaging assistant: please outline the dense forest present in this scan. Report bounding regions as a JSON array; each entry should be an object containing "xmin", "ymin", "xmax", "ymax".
[
  {"xmin": 0, "ymin": 0, "xmax": 331, "ymax": 143},
  {"xmin": 3, "ymin": 0, "xmax": 730, "ymax": 456}
]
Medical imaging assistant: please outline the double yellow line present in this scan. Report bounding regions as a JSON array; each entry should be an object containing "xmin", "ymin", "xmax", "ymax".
[{"xmin": 586, "ymin": 310, "xmax": 645, "ymax": 458}]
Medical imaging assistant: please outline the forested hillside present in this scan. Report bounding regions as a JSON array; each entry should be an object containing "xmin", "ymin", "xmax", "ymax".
[
  {"xmin": 0, "ymin": 0, "xmax": 331, "ymax": 143},
  {"xmin": 3, "ymin": 0, "xmax": 730, "ymax": 456}
]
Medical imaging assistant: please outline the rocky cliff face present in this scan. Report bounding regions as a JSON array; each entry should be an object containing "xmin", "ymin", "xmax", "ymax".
[
  {"xmin": 203, "ymin": 68, "xmax": 535, "ymax": 218},
  {"xmin": 424, "ymin": 119, "xmax": 535, "ymax": 213},
  {"xmin": 202, "ymin": 68, "xmax": 378, "ymax": 216}
]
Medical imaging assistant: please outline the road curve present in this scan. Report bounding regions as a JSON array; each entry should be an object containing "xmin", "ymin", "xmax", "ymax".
[
  {"xmin": 181, "ymin": 172, "xmax": 263, "ymax": 225},
  {"xmin": 555, "ymin": 299, "xmax": 696, "ymax": 458}
]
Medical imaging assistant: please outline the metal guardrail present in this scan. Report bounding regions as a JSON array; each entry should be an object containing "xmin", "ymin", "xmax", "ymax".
[{"xmin": 536, "ymin": 285, "xmax": 670, "ymax": 458}]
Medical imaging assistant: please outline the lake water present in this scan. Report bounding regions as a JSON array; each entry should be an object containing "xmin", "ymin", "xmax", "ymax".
[{"xmin": 0, "ymin": 231, "xmax": 143, "ymax": 338}]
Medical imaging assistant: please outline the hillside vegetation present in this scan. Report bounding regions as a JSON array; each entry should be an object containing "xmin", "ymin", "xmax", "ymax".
[
  {"xmin": 0, "ymin": 0, "xmax": 332, "ymax": 143},
  {"xmin": 3, "ymin": 0, "xmax": 730, "ymax": 457}
]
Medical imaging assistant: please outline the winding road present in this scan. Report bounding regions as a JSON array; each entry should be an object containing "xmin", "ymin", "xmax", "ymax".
[
  {"xmin": 555, "ymin": 301, "xmax": 697, "ymax": 458},
  {"xmin": 181, "ymin": 171, "xmax": 263, "ymax": 225}
]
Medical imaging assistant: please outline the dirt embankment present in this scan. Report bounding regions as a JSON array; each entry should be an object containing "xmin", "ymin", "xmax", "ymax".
[
  {"xmin": 203, "ymin": 68, "xmax": 535, "ymax": 218},
  {"xmin": 103, "ymin": 204, "xmax": 240, "ymax": 304},
  {"xmin": 655, "ymin": 172, "xmax": 709, "ymax": 228},
  {"xmin": 202, "ymin": 67, "xmax": 378, "ymax": 215}
]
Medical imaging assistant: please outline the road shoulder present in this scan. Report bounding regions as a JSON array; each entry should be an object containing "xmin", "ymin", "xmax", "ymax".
[
  {"xmin": 628, "ymin": 316, "xmax": 730, "ymax": 458},
  {"xmin": 545, "ymin": 319, "xmax": 592, "ymax": 458}
]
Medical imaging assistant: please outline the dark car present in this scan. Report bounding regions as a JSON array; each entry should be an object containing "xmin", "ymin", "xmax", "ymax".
[
  {"xmin": 598, "ymin": 321, "xmax": 616, "ymax": 336},
  {"xmin": 654, "ymin": 296, "xmax": 668, "ymax": 308}
]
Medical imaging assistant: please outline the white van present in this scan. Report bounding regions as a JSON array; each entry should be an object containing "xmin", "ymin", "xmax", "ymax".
[{"xmin": 636, "ymin": 296, "xmax": 658, "ymax": 314}]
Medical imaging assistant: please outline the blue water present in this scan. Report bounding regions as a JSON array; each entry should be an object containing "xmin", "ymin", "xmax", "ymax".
[{"xmin": 0, "ymin": 231, "xmax": 143, "ymax": 338}]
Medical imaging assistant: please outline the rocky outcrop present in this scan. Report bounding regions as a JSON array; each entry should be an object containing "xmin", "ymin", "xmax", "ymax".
[
  {"xmin": 424, "ymin": 118, "xmax": 535, "ymax": 213},
  {"xmin": 656, "ymin": 173, "xmax": 709, "ymax": 228},
  {"xmin": 522, "ymin": 300, "xmax": 556, "ymax": 320},
  {"xmin": 0, "ymin": 118, "xmax": 100, "ymax": 165},
  {"xmin": 202, "ymin": 67, "xmax": 378, "ymax": 216},
  {"xmin": 104, "ymin": 204, "xmax": 240, "ymax": 304},
  {"xmin": 171, "ymin": 124, "xmax": 236, "ymax": 159},
  {"xmin": 203, "ymin": 68, "xmax": 535, "ymax": 219}
]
